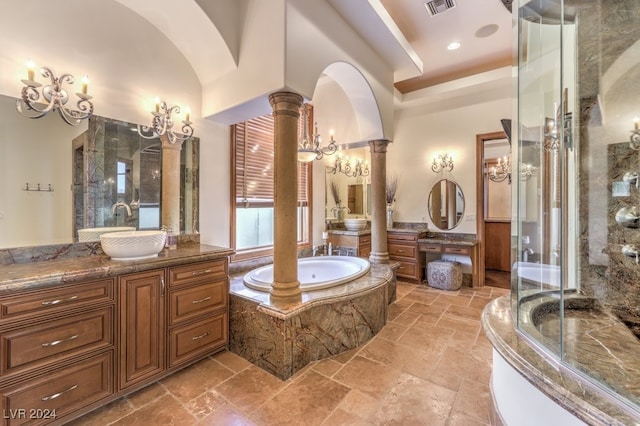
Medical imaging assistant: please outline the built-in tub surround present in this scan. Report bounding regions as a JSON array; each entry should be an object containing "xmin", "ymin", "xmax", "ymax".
[
  {"xmin": 483, "ymin": 296, "xmax": 640, "ymax": 425},
  {"xmin": 229, "ymin": 261, "xmax": 396, "ymax": 380}
]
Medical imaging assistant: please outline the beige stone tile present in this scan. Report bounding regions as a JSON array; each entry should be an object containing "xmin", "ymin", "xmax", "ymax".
[
  {"xmin": 338, "ymin": 389, "xmax": 379, "ymax": 420},
  {"xmin": 409, "ymin": 302, "xmax": 448, "ymax": 323},
  {"xmin": 112, "ymin": 394, "xmax": 196, "ymax": 426},
  {"xmin": 333, "ymin": 355, "xmax": 402, "ymax": 399},
  {"xmin": 332, "ymin": 347, "xmax": 359, "ymax": 364},
  {"xmin": 435, "ymin": 347, "xmax": 492, "ymax": 386},
  {"xmin": 127, "ymin": 382, "xmax": 167, "ymax": 408},
  {"xmin": 436, "ymin": 313, "xmax": 481, "ymax": 335},
  {"xmin": 446, "ymin": 411, "xmax": 490, "ymax": 425},
  {"xmin": 398, "ymin": 323, "xmax": 454, "ymax": 356},
  {"xmin": 447, "ymin": 329, "xmax": 480, "ymax": 351},
  {"xmin": 312, "ymin": 358, "xmax": 344, "ymax": 377},
  {"xmin": 376, "ymin": 320, "xmax": 409, "ymax": 341},
  {"xmin": 451, "ymin": 378, "xmax": 492, "ymax": 424},
  {"xmin": 360, "ymin": 336, "xmax": 438, "ymax": 380},
  {"xmin": 387, "ymin": 299, "xmax": 412, "ymax": 321},
  {"xmin": 211, "ymin": 349, "xmax": 253, "ymax": 373},
  {"xmin": 185, "ymin": 390, "xmax": 229, "ymax": 420},
  {"xmin": 403, "ymin": 290, "xmax": 440, "ymax": 305},
  {"xmin": 445, "ymin": 304, "xmax": 485, "ymax": 322},
  {"xmin": 253, "ymin": 370, "xmax": 349, "ymax": 426},
  {"xmin": 469, "ymin": 295, "xmax": 493, "ymax": 310},
  {"xmin": 161, "ymin": 356, "xmax": 234, "ymax": 403},
  {"xmin": 70, "ymin": 397, "xmax": 133, "ymax": 425},
  {"xmin": 322, "ymin": 408, "xmax": 371, "ymax": 426},
  {"xmin": 436, "ymin": 293, "xmax": 473, "ymax": 307},
  {"xmin": 390, "ymin": 309, "xmax": 421, "ymax": 327},
  {"xmin": 197, "ymin": 404, "xmax": 259, "ymax": 425},
  {"xmin": 428, "ymin": 362, "xmax": 463, "ymax": 392},
  {"xmin": 369, "ymin": 373, "xmax": 456, "ymax": 426},
  {"xmin": 214, "ymin": 365, "xmax": 285, "ymax": 412},
  {"xmin": 472, "ymin": 335, "xmax": 494, "ymax": 360},
  {"xmin": 396, "ymin": 281, "xmax": 419, "ymax": 298}
]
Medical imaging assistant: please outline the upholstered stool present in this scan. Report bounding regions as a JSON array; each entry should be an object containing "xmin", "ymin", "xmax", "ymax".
[{"xmin": 427, "ymin": 261, "xmax": 463, "ymax": 290}]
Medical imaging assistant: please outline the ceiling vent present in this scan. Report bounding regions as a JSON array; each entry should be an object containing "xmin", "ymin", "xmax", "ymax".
[{"xmin": 424, "ymin": 0, "xmax": 456, "ymax": 17}]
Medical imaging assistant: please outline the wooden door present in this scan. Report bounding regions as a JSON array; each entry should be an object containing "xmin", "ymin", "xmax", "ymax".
[
  {"xmin": 119, "ymin": 269, "xmax": 165, "ymax": 390},
  {"xmin": 484, "ymin": 221, "xmax": 511, "ymax": 272}
]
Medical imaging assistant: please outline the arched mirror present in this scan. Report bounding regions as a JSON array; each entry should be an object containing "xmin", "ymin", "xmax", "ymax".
[{"xmin": 428, "ymin": 179, "xmax": 465, "ymax": 230}]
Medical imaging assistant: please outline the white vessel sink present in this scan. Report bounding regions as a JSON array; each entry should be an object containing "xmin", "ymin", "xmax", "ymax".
[
  {"xmin": 344, "ymin": 218, "xmax": 367, "ymax": 231},
  {"xmin": 100, "ymin": 230, "xmax": 166, "ymax": 260},
  {"xmin": 78, "ymin": 226, "xmax": 136, "ymax": 242}
]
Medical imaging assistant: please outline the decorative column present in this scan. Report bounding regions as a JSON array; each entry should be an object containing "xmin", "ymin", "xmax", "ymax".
[
  {"xmin": 368, "ymin": 139, "xmax": 391, "ymax": 263},
  {"xmin": 161, "ymin": 134, "xmax": 183, "ymax": 234},
  {"xmin": 268, "ymin": 92, "xmax": 304, "ymax": 302}
]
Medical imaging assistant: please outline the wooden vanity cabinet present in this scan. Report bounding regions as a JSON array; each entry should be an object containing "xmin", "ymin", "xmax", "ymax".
[
  {"xmin": 0, "ymin": 255, "xmax": 230, "ymax": 425},
  {"xmin": 326, "ymin": 233, "xmax": 371, "ymax": 258},
  {"xmin": 118, "ymin": 269, "xmax": 166, "ymax": 390},
  {"xmin": 387, "ymin": 230, "xmax": 425, "ymax": 283},
  {"xmin": 0, "ymin": 279, "xmax": 116, "ymax": 425}
]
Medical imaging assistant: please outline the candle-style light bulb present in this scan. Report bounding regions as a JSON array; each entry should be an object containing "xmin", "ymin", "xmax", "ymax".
[
  {"xmin": 154, "ymin": 97, "xmax": 160, "ymax": 113},
  {"xmin": 81, "ymin": 75, "xmax": 89, "ymax": 95},
  {"xmin": 184, "ymin": 107, "xmax": 191, "ymax": 122},
  {"xmin": 26, "ymin": 59, "xmax": 36, "ymax": 81},
  {"xmin": 634, "ymin": 117, "xmax": 639, "ymax": 131}
]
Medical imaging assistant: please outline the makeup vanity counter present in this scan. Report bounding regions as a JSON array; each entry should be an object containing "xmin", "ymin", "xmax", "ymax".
[
  {"xmin": 0, "ymin": 244, "xmax": 233, "ymax": 424},
  {"xmin": 418, "ymin": 237, "xmax": 480, "ymax": 287}
]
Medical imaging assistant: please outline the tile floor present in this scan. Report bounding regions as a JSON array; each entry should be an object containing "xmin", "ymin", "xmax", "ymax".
[{"xmin": 72, "ymin": 281, "xmax": 510, "ymax": 426}]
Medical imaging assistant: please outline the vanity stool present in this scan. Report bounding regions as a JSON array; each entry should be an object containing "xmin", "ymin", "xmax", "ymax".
[{"xmin": 427, "ymin": 260, "xmax": 463, "ymax": 291}]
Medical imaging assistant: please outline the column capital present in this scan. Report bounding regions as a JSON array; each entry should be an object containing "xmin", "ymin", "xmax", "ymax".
[
  {"xmin": 269, "ymin": 92, "xmax": 304, "ymax": 118},
  {"xmin": 368, "ymin": 139, "xmax": 392, "ymax": 154}
]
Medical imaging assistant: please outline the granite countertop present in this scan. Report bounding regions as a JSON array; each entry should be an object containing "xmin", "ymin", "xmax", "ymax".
[
  {"xmin": 387, "ymin": 227, "xmax": 428, "ymax": 235},
  {"xmin": 327, "ymin": 229, "xmax": 371, "ymax": 236},
  {"xmin": 0, "ymin": 244, "xmax": 234, "ymax": 294},
  {"xmin": 482, "ymin": 295, "xmax": 640, "ymax": 425}
]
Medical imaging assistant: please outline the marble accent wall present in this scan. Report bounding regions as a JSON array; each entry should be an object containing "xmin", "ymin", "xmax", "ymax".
[
  {"xmin": 577, "ymin": 2, "xmax": 640, "ymax": 319},
  {"xmin": 229, "ymin": 282, "xmax": 388, "ymax": 380}
]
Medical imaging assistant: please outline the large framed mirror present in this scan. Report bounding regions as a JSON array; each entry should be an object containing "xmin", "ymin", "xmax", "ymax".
[
  {"xmin": 0, "ymin": 94, "xmax": 199, "ymax": 248},
  {"xmin": 428, "ymin": 179, "xmax": 465, "ymax": 230},
  {"xmin": 324, "ymin": 146, "xmax": 370, "ymax": 221}
]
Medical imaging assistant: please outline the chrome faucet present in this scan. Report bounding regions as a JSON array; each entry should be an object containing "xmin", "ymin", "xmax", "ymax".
[
  {"xmin": 112, "ymin": 201, "xmax": 132, "ymax": 216},
  {"xmin": 522, "ymin": 248, "xmax": 533, "ymax": 262}
]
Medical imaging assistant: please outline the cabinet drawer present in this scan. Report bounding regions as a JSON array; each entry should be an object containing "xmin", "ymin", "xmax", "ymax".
[
  {"xmin": 168, "ymin": 280, "xmax": 228, "ymax": 326},
  {"xmin": 419, "ymin": 243, "xmax": 442, "ymax": 253},
  {"xmin": 1, "ymin": 351, "xmax": 113, "ymax": 425},
  {"xmin": 168, "ymin": 313, "xmax": 228, "ymax": 368},
  {"xmin": 387, "ymin": 232, "xmax": 418, "ymax": 242},
  {"xmin": 395, "ymin": 261, "xmax": 417, "ymax": 279},
  {"xmin": 443, "ymin": 246, "xmax": 471, "ymax": 256},
  {"xmin": 0, "ymin": 280, "xmax": 114, "ymax": 323},
  {"xmin": 358, "ymin": 235, "xmax": 371, "ymax": 245},
  {"xmin": 1, "ymin": 308, "xmax": 113, "ymax": 377},
  {"xmin": 388, "ymin": 244, "xmax": 417, "ymax": 258},
  {"xmin": 168, "ymin": 260, "xmax": 227, "ymax": 288},
  {"xmin": 359, "ymin": 244, "xmax": 371, "ymax": 259}
]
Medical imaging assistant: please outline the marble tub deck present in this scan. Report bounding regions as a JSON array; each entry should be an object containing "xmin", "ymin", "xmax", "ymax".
[
  {"xmin": 228, "ymin": 263, "xmax": 397, "ymax": 380},
  {"xmin": 483, "ymin": 295, "xmax": 640, "ymax": 425}
]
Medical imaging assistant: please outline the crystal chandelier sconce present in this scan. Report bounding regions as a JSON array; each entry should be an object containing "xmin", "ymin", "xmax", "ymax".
[
  {"xmin": 489, "ymin": 154, "xmax": 511, "ymax": 183},
  {"xmin": 138, "ymin": 98, "xmax": 193, "ymax": 144},
  {"xmin": 629, "ymin": 117, "xmax": 640, "ymax": 151},
  {"xmin": 544, "ymin": 116, "xmax": 561, "ymax": 152},
  {"xmin": 16, "ymin": 59, "xmax": 93, "ymax": 126},
  {"xmin": 327, "ymin": 154, "xmax": 370, "ymax": 178},
  {"xmin": 297, "ymin": 104, "xmax": 337, "ymax": 163},
  {"xmin": 431, "ymin": 153, "xmax": 454, "ymax": 173},
  {"xmin": 521, "ymin": 163, "xmax": 534, "ymax": 180}
]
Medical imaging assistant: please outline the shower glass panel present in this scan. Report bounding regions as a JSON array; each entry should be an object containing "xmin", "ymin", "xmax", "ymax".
[{"xmin": 515, "ymin": 0, "xmax": 640, "ymax": 412}]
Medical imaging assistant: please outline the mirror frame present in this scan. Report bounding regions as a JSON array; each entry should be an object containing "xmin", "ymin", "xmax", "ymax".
[{"xmin": 428, "ymin": 179, "xmax": 465, "ymax": 230}]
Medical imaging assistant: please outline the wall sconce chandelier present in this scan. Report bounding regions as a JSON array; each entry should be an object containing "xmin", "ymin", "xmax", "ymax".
[
  {"xmin": 431, "ymin": 153, "xmax": 454, "ymax": 173},
  {"xmin": 16, "ymin": 60, "xmax": 93, "ymax": 126},
  {"xmin": 138, "ymin": 99, "xmax": 193, "ymax": 144},
  {"xmin": 489, "ymin": 155, "xmax": 511, "ymax": 183},
  {"xmin": 297, "ymin": 104, "xmax": 337, "ymax": 162},
  {"xmin": 326, "ymin": 154, "xmax": 370, "ymax": 178}
]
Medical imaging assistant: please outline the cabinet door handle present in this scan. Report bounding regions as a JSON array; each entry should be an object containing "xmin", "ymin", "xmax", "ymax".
[
  {"xmin": 192, "ymin": 296, "xmax": 211, "ymax": 304},
  {"xmin": 41, "ymin": 295, "xmax": 78, "ymax": 306},
  {"xmin": 41, "ymin": 334, "xmax": 79, "ymax": 347},
  {"xmin": 397, "ymin": 249, "xmax": 405, "ymax": 253},
  {"xmin": 192, "ymin": 331, "xmax": 210, "ymax": 341},
  {"xmin": 191, "ymin": 269, "xmax": 212, "ymax": 276},
  {"xmin": 160, "ymin": 277, "xmax": 166, "ymax": 297},
  {"xmin": 41, "ymin": 384, "xmax": 78, "ymax": 401},
  {"xmin": 448, "ymin": 248, "xmax": 463, "ymax": 253}
]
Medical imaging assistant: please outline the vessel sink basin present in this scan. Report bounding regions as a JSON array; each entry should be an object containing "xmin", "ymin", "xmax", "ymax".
[
  {"xmin": 344, "ymin": 218, "xmax": 367, "ymax": 231},
  {"xmin": 78, "ymin": 226, "xmax": 136, "ymax": 242},
  {"xmin": 100, "ymin": 230, "xmax": 166, "ymax": 260}
]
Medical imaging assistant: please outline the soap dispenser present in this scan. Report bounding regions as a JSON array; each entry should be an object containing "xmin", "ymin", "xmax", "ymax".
[{"xmin": 162, "ymin": 226, "xmax": 177, "ymax": 249}]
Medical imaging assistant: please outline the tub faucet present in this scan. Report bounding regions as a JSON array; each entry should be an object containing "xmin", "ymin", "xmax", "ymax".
[
  {"xmin": 522, "ymin": 248, "xmax": 533, "ymax": 262},
  {"xmin": 112, "ymin": 201, "xmax": 131, "ymax": 217}
]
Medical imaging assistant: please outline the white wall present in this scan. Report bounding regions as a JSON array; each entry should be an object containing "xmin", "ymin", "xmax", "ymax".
[{"xmin": 390, "ymin": 90, "xmax": 512, "ymax": 235}]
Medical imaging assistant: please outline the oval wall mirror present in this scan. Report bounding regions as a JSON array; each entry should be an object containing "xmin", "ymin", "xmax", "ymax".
[{"xmin": 428, "ymin": 179, "xmax": 465, "ymax": 230}]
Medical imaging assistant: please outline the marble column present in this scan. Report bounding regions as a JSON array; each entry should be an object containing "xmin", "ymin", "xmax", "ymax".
[
  {"xmin": 368, "ymin": 139, "xmax": 391, "ymax": 264},
  {"xmin": 268, "ymin": 92, "xmax": 303, "ymax": 303},
  {"xmin": 161, "ymin": 134, "xmax": 183, "ymax": 234}
]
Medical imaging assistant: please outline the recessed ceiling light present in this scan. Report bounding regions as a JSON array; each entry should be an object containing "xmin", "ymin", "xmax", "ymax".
[{"xmin": 447, "ymin": 41, "xmax": 461, "ymax": 50}]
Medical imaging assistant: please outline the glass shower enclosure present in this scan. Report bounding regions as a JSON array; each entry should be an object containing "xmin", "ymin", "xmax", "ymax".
[{"xmin": 514, "ymin": 0, "xmax": 640, "ymax": 414}]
